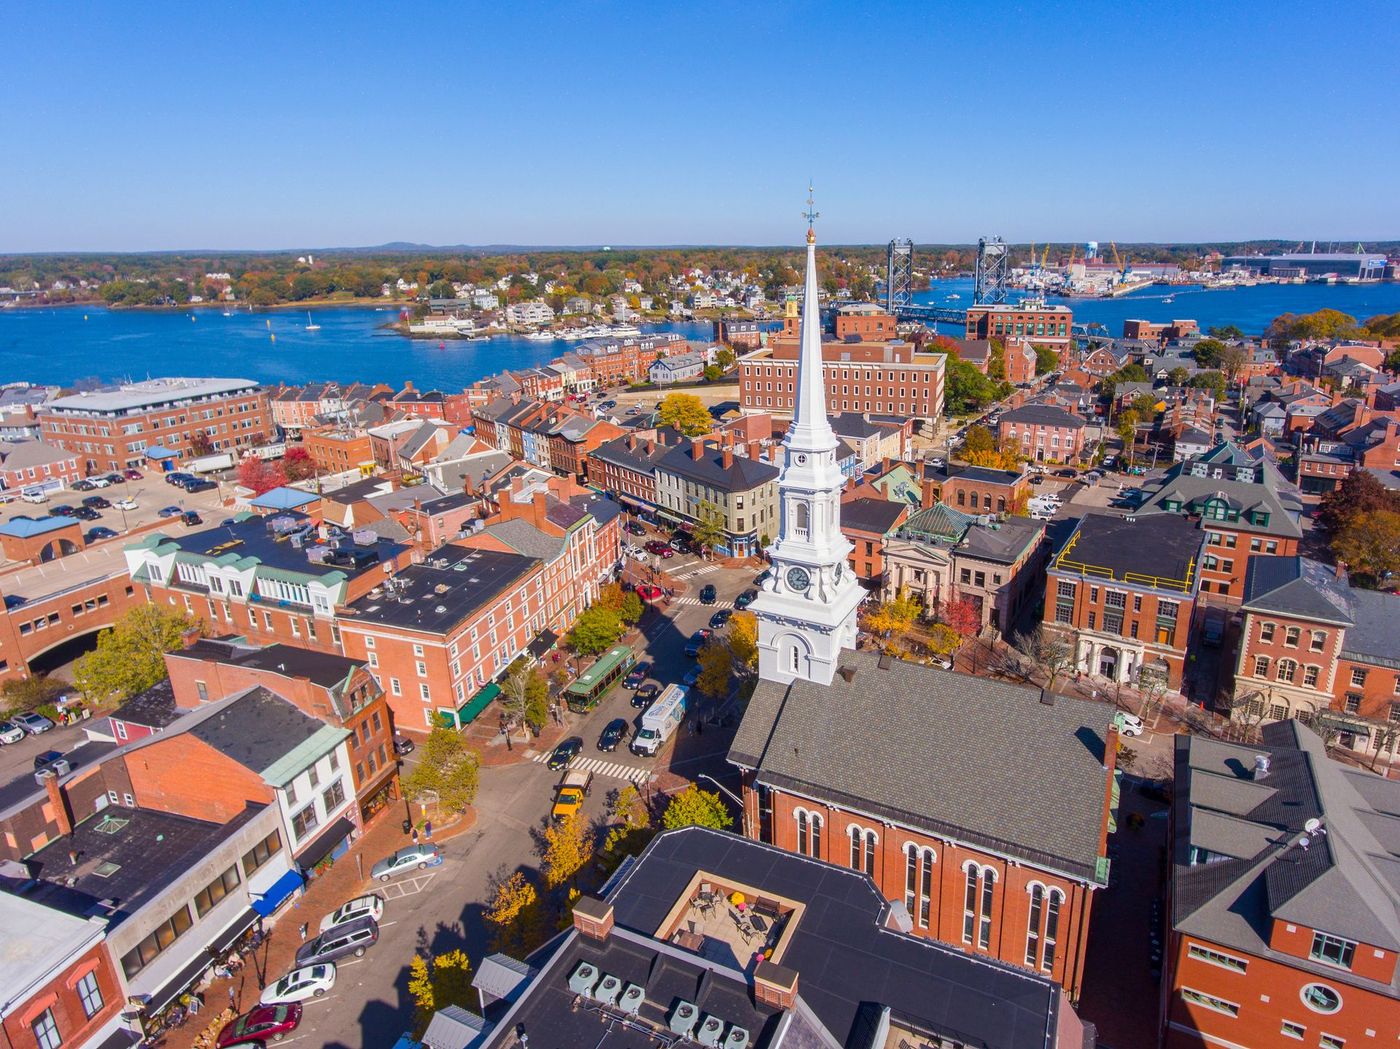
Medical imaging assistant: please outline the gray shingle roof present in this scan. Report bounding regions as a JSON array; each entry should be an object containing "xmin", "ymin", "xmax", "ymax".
[
  {"xmin": 188, "ymin": 686, "xmax": 326, "ymax": 774},
  {"xmin": 480, "ymin": 518, "xmax": 565, "ymax": 562},
  {"xmin": 1241, "ymin": 556, "xmax": 1354, "ymax": 625},
  {"xmin": 658, "ymin": 441, "xmax": 779, "ymax": 493},
  {"xmin": 729, "ymin": 650, "xmax": 1112, "ymax": 879},
  {"xmin": 838, "ymin": 497, "xmax": 907, "ymax": 535},
  {"xmin": 1000, "ymin": 403, "xmax": 1086, "ymax": 429}
]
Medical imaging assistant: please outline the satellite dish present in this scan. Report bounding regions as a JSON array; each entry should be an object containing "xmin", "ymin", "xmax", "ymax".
[
  {"xmin": 1304, "ymin": 818, "xmax": 1322, "ymax": 834},
  {"xmin": 1298, "ymin": 836, "xmax": 1311, "ymax": 851}
]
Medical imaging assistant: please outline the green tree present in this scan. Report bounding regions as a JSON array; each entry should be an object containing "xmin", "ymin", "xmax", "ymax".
[
  {"xmin": 696, "ymin": 640, "xmax": 731, "ymax": 699},
  {"xmin": 1265, "ymin": 308, "xmax": 1359, "ymax": 347},
  {"xmin": 662, "ymin": 785, "xmax": 733, "ymax": 831},
  {"xmin": 541, "ymin": 811, "xmax": 592, "ymax": 889},
  {"xmin": 1318, "ymin": 470, "xmax": 1400, "ymax": 537},
  {"xmin": 567, "ymin": 605, "xmax": 625, "ymax": 657},
  {"xmin": 1193, "ymin": 338, "xmax": 1227, "ymax": 369},
  {"xmin": 1334, "ymin": 509, "xmax": 1400, "ymax": 586},
  {"xmin": 1206, "ymin": 325, "xmax": 1244, "ymax": 340},
  {"xmin": 1189, "ymin": 371, "xmax": 1228, "ymax": 398},
  {"xmin": 1116, "ymin": 409, "xmax": 1139, "ymax": 453},
  {"xmin": 73, "ymin": 604, "xmax": 201, "ymax": 704},
  {"xmin": 619, "ymin": 591, "xmax": 644, "ymax": 625},
  {"xmin": 1033, "ymin": 345, "xmax": 1059, "ymax": 375},
  {"xmin": 1386, "ymin": 349, "xmax": 1400, "ymax": 373},
  {"xmin": 714, "ymin": 347, "xmax": 736, "ymax": 370},
  {"xmin": 963, "ymin": 425, "xmax": 996, "ymax": 458},
  {"xmin": 690, "ymin": 500, "xmax": 727, "ymax": 557},
  {"xmin": 1, "ymin": 675, "xmax": 68, "ymax": 714},
  {"xmin": 943, "ymin": 357, "xmax": 1000, "ymax": 413},
  {"xmin": 657, "ymin": 392, "xmax": 714, "ymax": 436},
  {"xmin": 1167, "ymin": 366, "xmax": 1190, "ymax": 386},
  {"xmin": 702, "ymin": 364, "xmax": 723, "ymax": 382},
  {"xmin": 402, "ymin": 728, "xmax": 480, "ymax": 815}
]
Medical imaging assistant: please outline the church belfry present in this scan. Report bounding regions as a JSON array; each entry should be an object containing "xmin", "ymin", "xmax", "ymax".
[{"xmin": 751, "ymin": 189, "xmax": 863, "ymax": 686}]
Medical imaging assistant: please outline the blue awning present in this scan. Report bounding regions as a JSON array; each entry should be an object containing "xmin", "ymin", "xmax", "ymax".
[
  {"xmin": 145, "ymin": 445, "xmax": 179, "ymax": 460},
  {"xmin": 251, "ymin": 868, "xmax": 304, "ymax": 916}
]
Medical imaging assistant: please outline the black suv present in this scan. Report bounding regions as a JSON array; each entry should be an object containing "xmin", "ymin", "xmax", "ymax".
[{"xmin": 699, "ymin": 584, "xmax": 717, "ymax": 605}]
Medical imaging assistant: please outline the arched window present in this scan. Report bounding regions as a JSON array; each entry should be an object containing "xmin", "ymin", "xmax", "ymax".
[
  {"xmin": 810, "ymin": 814, "xmax": 822, "ymax": 859},
  {"xmin": 962, "ymin": 864, "xmax": 997, "ymax": 949},
  {"xmin": 1043, "ymin": 889, "xmax": 1063, "ymax": 970},
  {"xmin": 905, "ymin": 845, "xmax": 935, "ymax": 928},
  {"xmin": 794, "ymin": 501, "xmax": 809, "ymax": 536},
  {"xmin": 849, "ymin": 826, "xmax": 877, "ymax": 875},
  {"xmin": 1026, "ymin": 885, "xmax": 1044, "ymax": 966},
  {"xmin": 790, "ymin": 645, "xmax": 800, "ymax": 673},
  {"xmin": 1278, "ymin": 658, "xmax": 1297, "ymax": 684},
  {"xmin": 796, "ymin": 810, "xmax": 809, "ymax": 856}
]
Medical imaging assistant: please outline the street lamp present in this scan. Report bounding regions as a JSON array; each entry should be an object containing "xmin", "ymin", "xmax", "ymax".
[{"xmin": 697, "ymin": 774, "xmax": 742, "ymax": 807}]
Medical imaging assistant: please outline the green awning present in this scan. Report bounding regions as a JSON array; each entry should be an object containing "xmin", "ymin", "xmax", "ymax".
[{"xmin": 459, "ymin": 682, "xmax": 501, "ymax": 725}]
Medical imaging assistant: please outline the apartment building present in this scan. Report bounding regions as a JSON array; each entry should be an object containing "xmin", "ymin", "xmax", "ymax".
[
  {"xmin": 738, "ymin": 341, "xmax": 945, "ymax": 424},
  {"xmin": 965, "ymin": 302, "xmax": 1074, "ymax": 354},
  {"xmin": 505, "ymin": 300, "xmax": 554, "ymax": 326},
  {"xmin": 302, "ymin": 425, "xmax": 375, "ymax": 476},
  {"xmin": 1166, "ymin": 722, "xmax": 1400, "ymax": 1049},
  {"xmin": 269, "ymin": 383, "xmax": 347, "ymax": 434},
  {"xmin": 998, "ymin": 404, "xmax": 1088, "ymax": 463},
  {"xmin": 585, "ymin": 430, "xmax": 674, "ymax": 513},
  {"xmin": 40, "ymin": 378, "xmax": 272, "ymax": 474},
  {"xmin": 1045, "ymin": 514, "xmax": 1204, "ymax": 688},
  {"xmin": 730, "ymin": 649, "xmax": 1118, "ymax": 998},
  {"xmin": 655, "ymin": 437, "xmax": 779, "ymax": 557}
]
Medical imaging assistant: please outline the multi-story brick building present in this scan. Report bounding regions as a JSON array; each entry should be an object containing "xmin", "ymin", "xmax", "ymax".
[
  {"xmin": 575, "ymin": 334, "xmax": 687, "ymax": 387},
  {"xmin": 1005, "ymin": 336, "xmax": 1039, "ymax": 385},
  {"xmin": 163, "ymin": 640, "xmax": 399, "ymax": 823},
  {"xmin": 965, "ymin": 302, "xmax": 1073, "ymax": 354},
  {"xmin": 654, "ymin": 437, "xmax": 779, "ymax": 557},
  {"xmin": 124, "ymin": 512, "xmax": 413, "ymax": 652},
  {"xmin": 0, "ymin": 440, "xmax": 83, "ymax": 493},
  {"xmin": 40, "ymin": 378, "xmax": 272, "ymax": 474},
  {"xmin": 1122, "ymin": 318, "xmax": 1199, "ymax": 343},
  {"xmin": 713, "ymin": 317, "xmax": 770, "ymax": 349},
  {"xmin": 838, "ymin": 497, "xmax": 907, "ymax": 585},
  {"xmin": 1131, "ymin": 443, "xmax": 1303, "ymax": 600},
  {"xmin": 1045, "ymin": 514, "xmax": 1204, "ymax": 688},
  {"xmin": 926, "ymin": 463, "xmax": 1031, "ymax": 516},
  {"xmin": 738, "ymin": 342, "xmax": 945, "ymax": 425},
  {"xmin": 302, "ymin": 426, "xmax": 375, "ymax": 476},
  {"xmin": 585, "ymin": 430, "xmax": 674, "ymax": 514},
  {"xmin": 1166, "ymin": 722, "xmax": 1400, "ymax": 1049},
  {"xmin": 832, "ymin": 302, "xmax": 898, "ymax": 341},
  {"xmin": 730, "ymin": 649, "xmax": 1118, "ymax": 998},
  {"xmin": 269, "ymin": 382, "xmax": 347, "ymax": 435},
  {"xmin": 998, "ymin": 403, "xmax": 1088, "ymax": 463},
  {"xmin": 1233, "ymin": 556, "xmax": 1400, "ymax": 752}
]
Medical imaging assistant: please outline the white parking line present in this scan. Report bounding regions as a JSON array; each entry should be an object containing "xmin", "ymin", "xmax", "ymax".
[{"xmin": 336, "ymin": 959, "xmax": 364, "ymax": 968}]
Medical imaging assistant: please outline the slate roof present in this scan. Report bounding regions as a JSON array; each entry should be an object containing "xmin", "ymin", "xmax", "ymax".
[
  {"xmin": 729, "ymin": 650, "xmax": 1112, "ymax": 880},
  {"xmin": 1173, "ymin": 723, "xmax": 1400, "ymax": 991},
  {"xmin": 188, "ymin": 686, "xmax": 331, "ymax": 775},
  {"xmin": 828, "ymin": 412, "xmax": 881, "ymax": 440},
  {"xmin": 110, "ymin": 679, "xmax": 183, "ymax": 729},
  {"xmin": 479, "ymin": 518, "xmax": 566, "ymax": 562},
  {"xmin": 838, "ymin": 497, "xmax": 907, "ymax": 535},
  {"xmin": 1000, "ymin": 403, "xmax": 1086, "ymax": 429},
  {"xmin": 1241, "ymin": 556, "xmax": 1355, "ymax": 625},
  {"xmin": 1134, "ymin": 456, "xmax": 1302, "ymax": 540},
  {"xmin": 657, "ymin": 441, "xmax": 779, "ymax": 493}
]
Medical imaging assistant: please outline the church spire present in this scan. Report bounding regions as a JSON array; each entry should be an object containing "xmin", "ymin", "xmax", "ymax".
[{"xmin": 788, "ymin": 185, "xmax": 836, "ymax": 453}]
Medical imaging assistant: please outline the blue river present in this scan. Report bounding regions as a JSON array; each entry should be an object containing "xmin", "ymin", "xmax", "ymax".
[{"xmin": 2, "ymin": 278, "xmax": 1399, "ymax": 388}]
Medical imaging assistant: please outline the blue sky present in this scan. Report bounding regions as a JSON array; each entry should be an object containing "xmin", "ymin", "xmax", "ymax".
[{"xmin": 4, "ymin": 1, "xmax": 1398, "ymax": 251}]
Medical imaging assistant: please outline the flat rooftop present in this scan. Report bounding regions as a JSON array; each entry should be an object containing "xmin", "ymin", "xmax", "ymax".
[
  {"xmin": 342, "ymin": 545, "xmax": 539, "ymax": 636},
  {"xmin": 1, "ymin": 532, "xmax": 132, "ymax": 598},
  {"xmin": 154, "ymin": 512, "xmax": 406, "ymax": 579},
  {"xmin": 46, "ymin": 378, "xmax": 259, "ymax": 415},
  {"xmin": 1052, "ymin": 512, "xmax": 1202, "ymax": 592}
]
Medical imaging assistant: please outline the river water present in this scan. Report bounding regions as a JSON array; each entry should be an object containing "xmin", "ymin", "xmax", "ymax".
[{"xmin": 3, "ymin": 278, "xmax": 1399, "ymax": 388}]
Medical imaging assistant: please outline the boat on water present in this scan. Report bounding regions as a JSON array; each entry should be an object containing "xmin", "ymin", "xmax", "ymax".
[
  {"xmin": 1162, "ymin": 295, "xmax": 1175, "ymax": 304},
  {"xmin": 222, "ymin": 308, "xmax": 233, "ymax": 317},
  {"xmin": 947, "ymin": 293, "xmax": 961, "ymax": 300},
  {"xmin": 305, "ymin": 312, "xmax": 322, "ymax": 331},
  {"xmin": 524, "ymin": 330, "xmax": 556, "ymax": 341},
  {"xmin": 610, "ymin": 323, "xmax": 642, "ymax": 337}
]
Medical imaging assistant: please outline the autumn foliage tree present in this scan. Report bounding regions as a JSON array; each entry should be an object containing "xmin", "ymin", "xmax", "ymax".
[
  {"xmin": 864, "ymin": 587, "xmax": 922, "ymax": 654},
  {"xmin": 484, "ymin": 871, "xmax": 546, "ymax": 953},
  {"xmin": 407, "ymin": 950, "xmax": 473, "ymax": 1034},
  {"xmin": 281, "ymin": 446, "xmax": 316, "ymax": 482},
  {"xmin": 236, "ymin": 457, "xmax": 287, "ymax": 495},
  {"xmin": 1334, "ymin": 510, "xmax": 1400, "ymax": 587},
  {"xmin": 541, "ymin": 811, "xmax": 592, "ymax": 889},
  {"xmin": 942, "ymin": 596, "xmax": 982, "ymax": 638},
  {"xmin": 656, "ymin": 393, "xmax": 714, "ymax": 437},
  {"xmin": 662, "ymin": 785, "xmax": 733, "ymax": 831},
  {"xmin": 74, "ymin": 604, "xmax": 202, "ymax": 704}
]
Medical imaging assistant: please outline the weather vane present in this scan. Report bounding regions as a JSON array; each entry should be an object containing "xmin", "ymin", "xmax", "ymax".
[{"xmin": 803, "ymin": 183, "xmax": 819, "ymax": 243}]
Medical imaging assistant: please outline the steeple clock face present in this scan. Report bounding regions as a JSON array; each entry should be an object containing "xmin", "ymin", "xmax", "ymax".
[{"xmin": 786, "ymin": 566, "xmax": 811, "ymax": 592}]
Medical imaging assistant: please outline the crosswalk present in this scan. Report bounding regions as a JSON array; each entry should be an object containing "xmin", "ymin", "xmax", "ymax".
[
  {"xmin": 676, "ymin": 564, "xmax": 720, "ymax": 579},
  {"xmin": 531, "ymin": 753, "xmax": 653, "ymax": 784}
]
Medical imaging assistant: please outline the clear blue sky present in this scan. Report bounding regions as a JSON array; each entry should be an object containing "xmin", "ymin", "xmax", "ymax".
[{"xmin": 4, "ymin": 1, "xmax": 1398, "ymax": 251}]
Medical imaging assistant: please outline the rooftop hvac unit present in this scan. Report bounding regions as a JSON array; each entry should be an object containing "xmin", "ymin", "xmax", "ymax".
[
  {"xmin": 595, "ymin": 974, "xmax": 622, "ymax": 1007},
  {"xmin": 306, "ymin": 546, "xmax": 329, "ymax": 564},
  {"xmin": 669, "ymin": 1001, "xmax": 699, "ymax": 1038},
  {"xmin": 723, "ymin": 1026, "xmax": 750, "ymax": 1049},
  {"xmin": 352, "ymin": 529, "xmax": 377, "ymax": 546},
  {"xmin": 618, "ymin": 983, "xmax": 644, "ymax": 1015},
  {"xmin": 697, "ymin": 1014, "xmax": 726, "ymax": 1047},
  {"xmin": 568, "ymin": 961, "xmax": 600, "ymax": 999}
]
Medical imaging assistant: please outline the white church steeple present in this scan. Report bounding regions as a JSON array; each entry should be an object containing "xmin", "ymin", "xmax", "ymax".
[{"xmin": 751, "ymin": 189, "xmax": 863, "ymax": 686}]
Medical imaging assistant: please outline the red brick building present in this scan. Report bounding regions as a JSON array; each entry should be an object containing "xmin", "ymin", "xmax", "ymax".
[
  {"xmin": 998, "ymin": 403, "xmax": 1088, "ymax": 463},
  {"xmin": 1005, "ymin": 337, "xmax": 1039, "ymax": 385},
  {"xmin": 837, "ymin": 497, "xmax": 908, "ymax": 583},
  {"xmin": 730, "ymin": 649, "xmax": 1118, "ymax": 999},
  {"xmin": 738, "ymin": 341, "xmax": 945, "ymax": 423},
  {"xmin": 1166, "ymin": 723, "xmax": 1400, "ymax": 1049},
  {"xmin": 1045, "ymin": 514, "xmax": 1204, "ymax": 688},
  {"xmin": 40, "ymin": 377, "xmax": 272, "ymax": 474},
  {"xmin": 302, "ymin": 426, "xmax": 375, "ymax": 476},
  {"xmin": 965, "ymin": 302, "xmax": 1073, "ymax": 354},
  {"xmin": 1122, "ymin": 318, "xmax": 1199, "ymax": 342},
  {"xmin": 0, "ymin": 440, "xmax": 83, "ymax": 493},
  {"xmin": 585, "ymin": 430, "xmax": 675, "ymax": 513},
  {"xmin": 833, "ymin": 303, "xmax": 898, "ymax": 341}
]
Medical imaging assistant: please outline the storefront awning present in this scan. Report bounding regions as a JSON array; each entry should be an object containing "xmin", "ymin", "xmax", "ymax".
[
  {"xmin": 460, "ymin": 682, "xmax": 500, "ymax": 724},
  {"xmin": 144, "ymin": 445, "xmax": 179, "ymax": 460},
  {"xmin": 297, "ymin": 815, "xmax": 356, "ymax": 870},
  {"xmin": 251, "ymin": 868, "xmax": 305, "ymax": 917},
  {"xmin": 145, "ymin": 907, "xmax": 258, "ymax": 1014}
]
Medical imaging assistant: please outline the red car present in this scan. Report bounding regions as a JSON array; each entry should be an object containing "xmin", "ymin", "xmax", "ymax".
[
  {"xmin": 123, "ymin": 468, "xmax": 142, "ymax": 480},
  {"xmin": 643, "ymin": 540, "xmax": 674, "ymax": 558},
  {"xmin": 635, "ymin": 584, "xmax": 664, "ymax": 602},
  {"xmin": 216, "ymin": 1003, "xmax": 303, "ymax": 1047}
]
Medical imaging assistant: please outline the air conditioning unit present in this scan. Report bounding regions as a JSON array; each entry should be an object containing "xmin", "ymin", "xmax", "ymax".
[
  {"xmin": 618, "ymin": 984, "xmax": 644, "ymax": 1015},
  {"xmin": 595, "ymin": 974, "xmax": 621, "ymax": 1007},
  {"xmin": 669, "ymin": 1000, "xmax": 699, "ymax": 1038},
  {"xmin": 697, "ymin": 1014, "xmax": 726, "ymax": 1047},
  {"xmin": 723, "ymin": 1026, "xmax": 750, "ymax": 1049},
  {"xmin": 568, "ymin": 961, "xmax": 600, "ymax": 999}
]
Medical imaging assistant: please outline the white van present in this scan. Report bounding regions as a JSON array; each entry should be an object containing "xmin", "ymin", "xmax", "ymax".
[{"xmin": 20, "ymin": 489, "xmax": 48, "ymax": 504}]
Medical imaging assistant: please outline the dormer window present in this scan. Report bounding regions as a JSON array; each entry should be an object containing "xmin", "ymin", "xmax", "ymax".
[{"xmin": 1309, "ymin": 932, "xmax": 1356, "ymax": 970}]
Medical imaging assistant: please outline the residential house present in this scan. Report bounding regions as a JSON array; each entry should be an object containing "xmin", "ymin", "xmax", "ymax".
[
  {"xmin": 998, "ymin": 404, "xmax": 1087, "ymax": 463},
  {"xmin": 0, "ymin": 440, "xmax": 83, "ymax": 494}
]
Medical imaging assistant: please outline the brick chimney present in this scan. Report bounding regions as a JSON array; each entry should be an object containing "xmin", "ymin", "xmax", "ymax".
[
  {"xmin": 403, "ymin": 380, "xmax": 415, "ymax": 393},
  {"xmin": 532, "ymin": 490, "xmax": 549, "ymax": 529},
  {"xmin": 753, "ymin": 960, "xmax": 798, "ymax": 1010},
  {"xmin": 691, "ymin": 438, "xmax": 704, "ymax": 461},
  {"xmin": 572, "ymin": 896, "xmax": 614, "ymax": 941},
  {"xmin": 921, "ymin": 477, "xmax": 939, "ymax": 509},
  {"xmin": 39, "ymin": 769, "xmax": 73, "ymax": 837},
  {"xmin": 627, "ymin": 434, "xmax": 638, "ymax": 451},
  {"xmin": 722, "ymin": 447, "xmax": 734, "ymax": 470},
  {"xmin": 748, "ymin": 440, "xmax": 763, "ymax": 462},
  {"xmin": 646, "ymin": 439, "xmax": 656, "ymax": 456}
]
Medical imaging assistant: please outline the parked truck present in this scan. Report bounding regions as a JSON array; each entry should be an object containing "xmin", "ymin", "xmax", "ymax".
[
  {"xmin": 551, "ymin": 769, "xmax": 594, "ymax": 822},
  {"xmin": 631, "ymin": 684, "xmax": 687, "ymax": 757}
]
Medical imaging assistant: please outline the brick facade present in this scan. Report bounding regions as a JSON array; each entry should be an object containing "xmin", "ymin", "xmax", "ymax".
[{"xmin": 738, "ymin": 342, "xmax": 945, "ymax": 422}]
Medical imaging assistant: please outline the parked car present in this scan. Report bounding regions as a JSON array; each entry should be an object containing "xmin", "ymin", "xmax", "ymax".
[
  {"xmin": 598, "ymin": 718, "xmax": 630, "ymax": 752},
  {"xmin": 753, "ymin": 569, "xmax": 771, "ymax": 586},
  {"xmin": 183, "ymin": 479, "xmax": 217, "ymax": 493},
  {"xmin": 0, "ymin": 721, "xmax": 25, "ymax": 745},
  {"xmin": 927, "ymin": 456, "xmax": 945, "ymax": 468},
  {"xmin": 670, "ymin": 536, "xmax": 692, "ymax": 554},
  {"xmin": 19, "ymin": 490, "xmax": 48, "ymax": 504},
  {"xmin": 165, "ymin": 472, "xmax": 194, "ymax": 486},
  {"xmin": 1055, "ymin": 468, "xmax": 1077, "ymax": 479},
  {"xmin": 72, "ymin": 506, "xmax": 101, "ymax": 521},
  {"xmin": 81, "ymin": 495, "xmax": 111, "ymax": 509},
  {"xmin": 624, "ymin": 521, "xmax": 646, "ymax": 537},
  {"xmin": 632, "ymin": 683, "xmax": 658, "ymax": 709},
  {"xmin": 85, "ymin": 527, "xmax": 118, "ymax": 542},
  {"xmin": 644, "ymin": 540, "xmax": 674, "ymax": 558},
  {"xmin": 49, "ymin": 504, "xmax": 77, "ymax": 516},
  {"xmin": 260, "ymin": 964, "xmax": 336, "ymax": 1006},
  {"xmin": 709, "ymin": 609, "xmax": 733, "ymax": 630},
  {"xmin": 684, "ymin": 629, "xmax": 712, "ymax": 658},
  {"xmin": 682, "ymin": 665, "xmax": 702, "ymax": 687},
  {"xmin": 88, "ymin": 476, "xmax": 112, "ymax": 489},
  {"xmin": 124, "ymin": 468, "xmax": 143, "ymax": 480},
  {"xmin": 1202, "ymin": 617, "xmax": 1225, "ymax": 647},
  {"xmin": 392, "ymin": 733, "xmax": 415, "ymax": 756},
  {"xmin": 699, "ymin": 584, "xmax": 717, "ymax": 605},
  {"xmin": 115, "ymin": 497, "xmax": 138, "ymax": 511},
  {"xmin": 370, "ymin": 843, "xmax": 443, "ymax": 882},
  {"xmin": 216, "ymin": 1004, "xmax": 303, "ymax": 1048},
  {"xmin": 318, "ymin": 893, "xmax": 384, "ymax": 933},
  {"xmin": 15, "ymin": 712, "xmax": 55, "ymax": 735},
  {"xmin": 70, "ymin": 479, "xmax": 96, "ymax": 492},
  {"xmin": 181, "ymin": 511, "xmax": 203, "ymax": 526},
  {"xmin": 547, "ymin": 736, "xmax": 583, "ymax": 770},
  {"xmin": 734, "ymin": 589, "xmax": 758, "ymax": 609},
  {"xmin": 294, "ymin": 916, "xmax": 380, "ymax": 966},
  {"xmin": 158, "ymin": 505, "xmax": 183, "ymax": 517},
  {"xmin": 624, "ymin": 663, "xmax": 650, "ymax": 689},
  {"xmin": 1117, "ymin": 711, "xmax": 1145, "ymax": 737}
]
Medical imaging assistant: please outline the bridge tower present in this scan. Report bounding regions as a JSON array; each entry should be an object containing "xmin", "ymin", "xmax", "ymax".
[
  {"xmin": 884, "ymin": 239, "xmax": 914, "ymax": 312},
  {"xmin": 973, "ymin": 236, "xmax": 1010, "ymax": 305}
]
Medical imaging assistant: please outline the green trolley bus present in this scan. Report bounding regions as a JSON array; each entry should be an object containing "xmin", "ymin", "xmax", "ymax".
[{"xmin": 565, "ymin": 645, "xmax": 636, "ymax": 713}]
